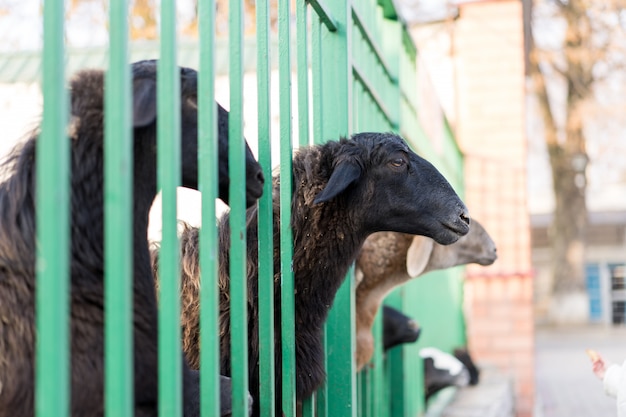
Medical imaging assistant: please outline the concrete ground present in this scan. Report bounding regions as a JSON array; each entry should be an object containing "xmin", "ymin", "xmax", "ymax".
[{"xmin": 535, "ymin": 324, "xmax": 626, "ymax": 417}]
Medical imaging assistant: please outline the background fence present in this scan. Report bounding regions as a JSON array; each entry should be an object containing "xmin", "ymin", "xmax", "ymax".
[{"xmin": 15, "ymin": 0, "xmax": 467, "ymax": 416}]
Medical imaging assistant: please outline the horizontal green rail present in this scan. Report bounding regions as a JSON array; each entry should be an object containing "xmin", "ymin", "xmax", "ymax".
[
  {"xmin": 351, "ymin": 6, "xmax": 396, "ymax": 84},
  {"xmin": 308, "ymin": 0, "xmax": 338, "ymax": 32},
  {"xmin": 352, "ymin": 62, "xmax": 399, "ymax": 129}
]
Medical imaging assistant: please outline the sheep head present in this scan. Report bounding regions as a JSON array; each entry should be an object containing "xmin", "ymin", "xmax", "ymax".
[
  {"xmin": 382, "ymin": 305, "xmax": 421, "ymax": 351},
  {"xmin": 418, "ymin": 219, "xmax": 497, "ymax": 275},
  {"xmin": 312, "ymin": 132, "xmax": 470, "ymax": 245},
  {"xmin": 130, "ymin": 59, "xmax": 264, "ymax": 208}
]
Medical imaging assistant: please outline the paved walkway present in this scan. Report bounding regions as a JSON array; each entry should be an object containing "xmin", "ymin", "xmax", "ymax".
[{"xmin": 535, "ymin": 324, "xmax": 626, "ymax": 417}]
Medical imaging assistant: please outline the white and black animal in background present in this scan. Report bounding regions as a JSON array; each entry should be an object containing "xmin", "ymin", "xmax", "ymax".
[
  {"xmin": 153, "ymin": 132, "xmax": 471, "ymax": 416},
  {"xmin": 0, "ymin": 60, "xmax": 263, "ymax": 417},
  {"xmin": 382, "ymin": 305, "xmax": 422, "ymax": 351},
  {"xmin": 453, "ymin": 347, "xmax": 480, "ymax": 385},
  {"xmin": 421, "ymin": 347, "xmax": 480, "ymax": 401},
  {"xmin": 355, "ymin": 220, "xmax": 497, "ymax": 370}
]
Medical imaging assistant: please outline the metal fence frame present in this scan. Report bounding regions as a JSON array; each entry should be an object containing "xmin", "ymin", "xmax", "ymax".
[{"xmin": 33, "ymin": 0, "xmax": 465, "ymax": 416}]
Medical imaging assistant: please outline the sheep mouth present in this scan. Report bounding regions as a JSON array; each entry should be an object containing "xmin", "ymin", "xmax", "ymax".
[
  {"xmin": 476, "ymin": 255, "xmax": 498, "ymax": 266},
  {"xmin": 442, "ymin": 220, "xmax": 470, "ymax": 237},
  {"xmin": 247, "ymin": 184, "xmax": 264, "ymax": 198},
  {"xmin": 430, "ymin": 220, "xmax": 468, "ymax": 245}
]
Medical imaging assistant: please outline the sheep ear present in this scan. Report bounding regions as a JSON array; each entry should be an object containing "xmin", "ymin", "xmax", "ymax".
[
  {"xmin": 132, "ymin": 77, "xmax": 157, "ymax": 128},
  {"xmin": 354, "ymin": 267, "xmax": 364, "ymax": 286},
  {"xmin": 314, "ymin": 161, "xmax": 362, "ymax": 204},
  {"xmin": 406, "ymin": 236, "xmax": 434, "ymax": 277}
]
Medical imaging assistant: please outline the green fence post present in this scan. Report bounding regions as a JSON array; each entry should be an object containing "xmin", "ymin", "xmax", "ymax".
[
  {"xmin": 278, "ymin": 0, "xmax": 296, "ymax": 414},
  {"xmin": 157, "ymin": 0, "xmax": 182, "ymax": 413},
  {"xmin": 228, "ymin": 0, "xmax": 251, "ymax": 415},
  {"xmin": 318, "ymin": 1, "xmax": 356, "ymax": 416},
  {"xmin": 256, "ymin": 0, "xmax": 276, "ymax": 414},
  {"xmin": 104, "ymin": 0, "xmax": 133, "ymax": 415},
  {"xmin": 297, "ymin": 4, "xmax": 315, "ymax": 416},
  {"xmin": 197, "ymin": 0, "xmax": 220, "ymax": 415},
  {"xmin": 35, "ymin": 0, "xmax": 70, "ymax": 414}
]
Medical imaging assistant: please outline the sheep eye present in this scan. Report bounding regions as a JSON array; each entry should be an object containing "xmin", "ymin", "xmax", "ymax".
[{"xmin": 390, "ymin": 158, "xmax": 406, "ymax": 168}]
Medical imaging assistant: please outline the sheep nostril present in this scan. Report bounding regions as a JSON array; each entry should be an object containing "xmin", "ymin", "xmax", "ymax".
[
  {"xmin": 256, "ymin": 170, "xmax": 265, "ymax": 185},
  {"xmin": 460, "ymin": 211, "xmax": 470, "ymax": 225}
]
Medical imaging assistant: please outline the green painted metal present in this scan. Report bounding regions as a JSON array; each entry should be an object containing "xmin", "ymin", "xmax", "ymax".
[
  {"xmin": 35, "ymin": 0, "xmax": 70, "ymax": 415},
  {"xmin": 278, "ymin": 0, "xmax": 296, "ymax": 414},
  {"xmin": 326, "ymin": 271, "xmax": 357, "ymax": 417},
  {"xmin": 31, "ymin": 0, "xmax": 468, "ymax": 415},
  {"xmin": 311, "ymin": 17, "xmax": 324, "ymax": 147},
  {"xmin": 307, "ymin": 0, "xmax": 338, "ymax": 32},
  {"xmin": 370, "ymin": 313, "xmax": 385, "ymax": 417},
  {"xmin": 315, "ymin": 328, "xmax": 329, "ymax": 417},
  {"xmin": 104, "ymin": 0, "xmax": 133, "ymax": 415},
  {"xmin": 197, "ymin": 0, "xmax": 220, "ymax": 415},
  {"xmin": 157, "ymin": 0, "xmax": 183, "ymax": 414},
  {"xmin": 351, "ymin": 6, "xmax": 396, "ymax": 84},
  {"xmin": 297, "ymin": 0, "xmax": 310, "ymax": 148},
  {"xmin": 228, "ymin": 0, "xmax": 251, "ymax": 416},
  {"xmin": 256, "ymin": 0, "xmax": 276, "ymax": 414},
  {"xmin": 311, "ymin": 23, "xmax": 328, "ymax": 417},
  {"xmin": 297, "ymin": 5, "xmax": 314, "ymax": 416}
]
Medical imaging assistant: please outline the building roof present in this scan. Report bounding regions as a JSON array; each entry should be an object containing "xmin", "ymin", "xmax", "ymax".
[{"xmin": 0, "ymin": 38, "xmax": 271, "ymax": 84}]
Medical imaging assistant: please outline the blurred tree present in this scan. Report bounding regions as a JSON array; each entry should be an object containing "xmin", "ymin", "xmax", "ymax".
[
  {"xmin": 529, "ymin": 0, "xmax": 626, "ymax": 323},
  {"xmin": 130, "ymin": 0, "xmax": 158, "ymax": 40}
]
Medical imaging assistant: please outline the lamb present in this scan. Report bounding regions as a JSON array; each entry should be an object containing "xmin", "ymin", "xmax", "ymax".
[
  {"xmin": 156, "ymin": 132, "xmax": 471, "ymax": 415},
  {"xmin": 354, "ymin": 220, "xmax": 497, "ymax": 370},
  {"xmin": 0, "ymin": 59, "xmax": 261, "ymax": 416}
]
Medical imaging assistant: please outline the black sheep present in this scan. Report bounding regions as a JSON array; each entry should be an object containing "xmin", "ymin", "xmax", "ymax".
[
  {"xmin": 168, "ymin": 132, "xmax": 470, "ymax": 416},
  {"xmin": 382, "ymin": 306, "xmax": 422, "ymax": 351},
  {"xmin": 0, "ymin": 60, "xmax": 262, "ymax": 416}
]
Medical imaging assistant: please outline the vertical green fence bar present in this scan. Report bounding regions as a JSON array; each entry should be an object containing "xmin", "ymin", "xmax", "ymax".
[
  {"xmin": 104, "ymin": 0, "xmax": 133, "ymax": 414},
  {"xmin": 297, "ymin": 4, "xmax": 313, "ymax": 415},
  {"xmin": 298, "ymin": 18, "xmax": 317, "ymax": 412},
  {"xmin": 321, "ymin": 0, "xmax": 356, "ymax": 415},
  {"xmin": 35, "ymin": 0, "xmax": 69, "ymax": 414},
  {"xmin": 228, "ymin": 0, "xmax": 250, "ymax": 415},
  {"xmin": 157, "ymin": 0, "xmax": 182, "ymax": 414},
  {"xmin": 310, "ymin": 14, "xmax": 328, "ymax": 417},
  {"xmin": 256, "ymin": 0, "xmax": 276, "ymax": 413},
  {"xmin": 297, "ymin": 0, "xmax": 310, "ymax": 149},
  {"xmin": 370, "ymin": 312, "xmax": 384, "ymax": 417},
  {"xmin": 197, "ymin": 0, "xmax": 220, "ymax": 415},
  {"xmin": 278, "ymin": 0, "xmax": 295, "ymax": 414},
  {"xmin": 326, "ymin": 270, "xmax": 357, "ymax": 416}
]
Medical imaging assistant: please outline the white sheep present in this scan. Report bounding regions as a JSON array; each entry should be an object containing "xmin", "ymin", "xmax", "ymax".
[{"xmin": 354, "ymin": 220, "xmax": 497, "ymax": 370}]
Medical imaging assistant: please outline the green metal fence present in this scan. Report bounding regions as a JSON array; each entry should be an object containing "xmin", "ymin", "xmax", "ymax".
[{"xmin": 32, "ymin": 0, "xmax": 465, "ymax": 416}]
